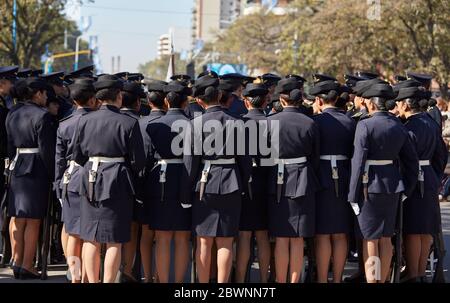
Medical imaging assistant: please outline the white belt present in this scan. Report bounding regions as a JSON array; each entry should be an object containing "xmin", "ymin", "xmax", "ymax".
[
  {"xmin": 320, "ymin": 155, "xmax": 348, "ymax": 180},
  {"xmin": 158, "ymin": 159, "xmax": 183, "ymax": 183},
  {"xmin": 88, "ymin": 157, "xmax": 125, "ymax": 182},
  {"xmin": 277, "ymin": 157, "xmax": 307, "ymax": 185},
  {"xmin": 63, "ymin": 160, "xmax": 81, "ymax": 185},
  {"xmin": 363, "ymin": 160, "xmax": 394, "ymax": 184},
  {"xmin": 200, "ymin": 158, "xmax": 236, "ymax": 183},
  {"xmin": 9, "ymin": 148, "xmax": 39, "ymax": 171},
  {"xmin": 419, "ymin": 160, "xmax": 430, "ymax": 166}
]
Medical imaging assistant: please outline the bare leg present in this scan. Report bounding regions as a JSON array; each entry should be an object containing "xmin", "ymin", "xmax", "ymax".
[
  {"xmin": 418, "ymin": 234, "xmax": 433, "ymax": 277},
  {"xmin": 255, "ymin": 230, "xmax": 270, "ymax": 283},
  {"xmin": 289, "ymin": 237, "xmax": 304, "ymax": 283},
  {"xmin": 155, "ymin": 230, "xmax": 173, "ymax": 283},
  {"xmin": 140, "ymin": 226, "xmax": 154, "ymax": 282},
  {"xmin": 103, "ymin": 243, "xmax": 122, "ymax": 283},
  {"xmin": 10, "ymin": 217, "xmax": 25, "ymax": 267},
  {"xmin": 405, "ymin": 234, "xmax": 421, "ymax": 279},
  {"xmin": 61, "ymin": 225, "xmax": 69, "ymax": 260},
  {"xmin": 22, "ymin": 219, "xmax": 40, "ymax": 273},
  {"xmin": 82, "ymin": 241, "xmax": 101, "ymax": 283},
  {"xmin": 215, "ymin": 237, "xmax": 234, "ymax": 283},
  {"xmin": 196, "ymin": 237, "xmax": 213, "ymax": 283},
  {"xmin": 364, "ymin": 239, "xmax": 380, "ymax": 283},
  {"xmin": 9, "ymin": 217, "xmax": 16, "ymax": 263},
  {"xmin": 174, "ymin": 231, "xmax": 191, "ymax": 283},
  {"xmin": 379, "ymin": 237, "xmax": 393, "ymax": 283},
  {"xmin": 275, "ymin": 237, "xmax": 289, "ymax": 283},
  {"xmin": 331, "ymin": 233, "xmax": 348, "ymax": 283},
  {"xmin": 235, "ymin": 231, "xmax": 252, "ymax": 283},
  {"xmin": 122, "ymin": 222, "xmax": 138, "ymax": 279},
  {"xmin": 315, "ymin": 234, "xmax": 331, "ymax": 283},
  {"xmin": 66, "ymin": 234, "xmax": 82, "ymax": 283}
]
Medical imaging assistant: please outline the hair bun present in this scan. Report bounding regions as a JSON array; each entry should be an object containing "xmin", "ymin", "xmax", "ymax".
[
  {"xmin": 289, "ymin": 89, "xmax": 303, "ymax": 102},
  {"xmin": 204, "ymin": 86, "xmax": 217, "ymax": 98}
]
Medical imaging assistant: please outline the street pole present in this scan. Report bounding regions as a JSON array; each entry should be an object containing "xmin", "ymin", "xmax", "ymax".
[
  {"xmin": 12, "ymin": 0, "xmax": 17, "ymax": 51},
  {"xmin": 74, "ymin": 35, "xmax": 83, "ymax": 70}
]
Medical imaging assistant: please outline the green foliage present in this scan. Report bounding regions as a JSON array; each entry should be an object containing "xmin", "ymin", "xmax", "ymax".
[{"xmin": 138, "ymin": 53, "xmax": 188, "ymax": 81}]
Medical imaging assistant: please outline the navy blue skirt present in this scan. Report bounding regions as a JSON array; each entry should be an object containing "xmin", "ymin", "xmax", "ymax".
[
  {"xmin": 193, "ymin": 192, "xmax": 242, "ymax": 237},
  {"xmin": 149, "ymin": 198, "xmax": 192, "ymax": 231},
  {"xmin": 315, "ymin": 189, "xmax": 353, "ymax": 235},
  {"xmin": 357, "ymin": 193, "xmax": 399, "ymax": 240},
  {"xmin": 403, "ymin": 189, "xmax": 440, "ymax": 235},
  {"xmin": 239, "ymin": 193, "xmax": 268, "ymax": 231},
  {"xmin": 79, "ymin": 195, "xmax": 133, "ymax": 244},
  {"xmin": 268, "ymin": 194, "xmax": 316, "ymax": 238},
  {"xmin": 62, "ymin": 192, "xmax": 82, "ymax": 236}
]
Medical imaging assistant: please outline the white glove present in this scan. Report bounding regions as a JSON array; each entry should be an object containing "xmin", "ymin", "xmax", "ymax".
[
  {"xmin": 350, "ymin": 202, "xmax": 360, "ymax": 216},
  {"xmin": 58, "ymin": 198, "xmax": 63, "ymax": 207},
  {"xmin": 401, "ymin": 194, "xmax": 408, "ymax": 203},
  {"xmin": 181, "ymin": 203, "xmax": 192, "ymax": 209}
]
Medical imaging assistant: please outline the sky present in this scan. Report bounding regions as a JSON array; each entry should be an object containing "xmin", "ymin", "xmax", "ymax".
[{"xmin": 66, "ymin": 0, "xmax": 193, "ymax": 73}]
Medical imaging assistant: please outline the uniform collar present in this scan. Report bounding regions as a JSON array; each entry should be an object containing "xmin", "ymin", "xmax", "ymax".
[
  {"xmin": 167, "ymin": 108, "xmax": 185, "ymax": 115},
  {"xmin": 75, "ymin": 107, "xmax": 90, "ymax": 114},
  {"xmin": 100, "ymin": 104, "xmax": 120, "ymax": 112},
  {"xmin": 371, "ymin": 111, "xmax": 390, "ymax": 117},
  {"xmin": 247, "ymin": 108, "xmax": 265, "ymax": 115},
  {"xmin": 322, "ymin": 107, "xmax": 339, "ymax": 113},
  {"xmin": 282, "ymin": 106, "xmax": 301, "ymax": 113},
  {"xmin": 205, "ymin": 105, "xmax": 223, "ymax": 113},
  {"xmin": 121, "ymin": 108, "xmax": 138, "ymax": 115}
]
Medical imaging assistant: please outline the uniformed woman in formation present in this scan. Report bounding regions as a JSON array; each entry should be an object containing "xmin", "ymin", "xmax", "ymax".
[
  {"xmin": 72, "ymin": 75, "xmax": 145, "ymax": 283},
  {"xmin": 348, "ymin": 83, "xmax": 419, "ymax": 283},
  {"xmin": 181, "ymin": 75, "xmax": 252, "ymax": 283},
  {"xmin": 235, "ymin": 83, "xmax": 271, "ymax": 283},
  {"xmin": 267, "ymin": 78, "xmax": 320, "ymax": 283},
  {"xmin": 145, "ymin": 81, "xmax": 192, "ymax": 283},
  {"xmin": 6, "ymin": 77, "xmax": 56, "ymax": 279},
  {"xmin": 138, "ymin": 80, "xmax": 167, "ymax": 282},
  {"xmin": 310, "ymin": 80, "xmax": 356, "ymax": 283},
  {"xmin": 55, "ymin": 79, "xmax": 97, "ymax": 283},
  {"xmin": 395, "ymin": 87, "xmax": 447, "ymax": 282},
  {"xmin": 119, "ymin": 81, "xmax": 145, "ymax": 283}
]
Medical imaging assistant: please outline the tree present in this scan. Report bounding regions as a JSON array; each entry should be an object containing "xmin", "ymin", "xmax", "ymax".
[
  {"xmin": 138, "ymin": 53, "xmax": 188, "ymax": 81},
  {"xmin": 206, "ymin": 0, "xmax": 450, "ymax": 97},
  {"xmin": 0, "ymin": 0, "xmax": 93, "ymax": 69}
]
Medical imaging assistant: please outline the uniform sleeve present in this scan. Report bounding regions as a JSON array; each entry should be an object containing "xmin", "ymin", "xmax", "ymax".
[
  {"xmin": 431, "ymin": 128, "xmax": 448, "ymax": 181},
  {"xmin": 310, "ymin": 122, "xmax": 320, "ymax": 171},
  {"xmin": 181, "ymin": 121, "xmax": 201, "ymax": 204},
  {"xmin": 72, "ymin": 117, "xmax": 88, "ymax": 166},
  {"xmin": 348, "ymin": 122, "xmax": 369, "ymax": 204},
  {"xmin": 37, "ymin": 113, "xmax": 56, "ymax": 179},
  {"xmin": 54, "ymin": 127, "xmax": 67, "ymax": 198},
  {"xmin": 399, "ymin": 131, "xmax": 419, "ymax": 198},
  {"xmin": 128, "ymin": 121, "xmax": 146, "ymax": 175}
]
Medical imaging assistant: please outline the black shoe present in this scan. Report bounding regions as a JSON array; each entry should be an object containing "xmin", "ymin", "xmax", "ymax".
[
  {"xmin": 344, "ymin": 272, "xmax": 366, "ymax": 283},
  {"xmin": 419, "ymin": 276, "xmax": 429, "ymax": 283},
  {"xmin": 19, "ymin": 268, "xmax": 41, "ymax": 280},
  {"xmin": 120, "ymin": 273, "xmax": 138, "ymax": 283},
  {"xmin": 11, "ymin": 264, "xmax": 21, "ymax": 279}
]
